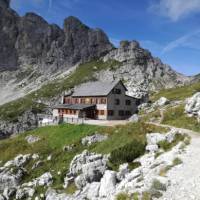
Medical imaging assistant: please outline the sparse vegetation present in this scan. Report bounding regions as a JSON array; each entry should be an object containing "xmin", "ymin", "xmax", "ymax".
[
  {"xmin": 159, "ymin": 157, "xmax": 183, "ymax": 177},
  {"xmin": 162, "ymin": 105, "xmax": 200, "ymax": 132},
  {"xmin": 149, "ymin": 179, "xmax": 167, "ymax": 198},
  {"xmin": 158, "ymin": 134, "xmax": 185, "ymax": 151},
  {"xmin": 116, "ymin": 193, "xmax": 131, "ymax": 200}
]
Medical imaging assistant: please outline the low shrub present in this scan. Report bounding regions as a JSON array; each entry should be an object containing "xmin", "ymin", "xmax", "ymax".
[
  {"xmin": 116, "ymin": 193, "xmax": 131, "ymax": 200},
  {"xmin": 109, "ymin": 140, "xmax": 146, "ymax": 167}
]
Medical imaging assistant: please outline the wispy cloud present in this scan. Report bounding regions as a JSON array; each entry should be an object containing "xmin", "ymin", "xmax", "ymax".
[
  {"xmin": 162, "ymin": 29, "xmax": 200, "ymax": 54},
  {"xmin": 150, "ymin": 0, "xmax": 200, "ymax": 21},
  {"xmin": 110, "ymin": 38, "xmax": 121, "ymax": 47}
]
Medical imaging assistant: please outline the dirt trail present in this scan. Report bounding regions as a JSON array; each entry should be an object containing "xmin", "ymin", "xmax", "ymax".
[{"xmin": 147, "ymin": 121, "xmax": 200, "ymax": 200}]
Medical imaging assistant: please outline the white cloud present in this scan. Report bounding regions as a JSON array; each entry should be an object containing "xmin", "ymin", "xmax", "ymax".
[
  {"xmin": 150, "ymin": 0, "xmax": 200, "ymax": 21},
  {"xmin": 162, "ymin": 29, "xmax": 200, "ymax": 54}
]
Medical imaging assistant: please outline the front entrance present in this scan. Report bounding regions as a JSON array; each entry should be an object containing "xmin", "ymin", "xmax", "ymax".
[{"xmin": 79, "ymin": 108, "xmax": 96, "ymax": 119}]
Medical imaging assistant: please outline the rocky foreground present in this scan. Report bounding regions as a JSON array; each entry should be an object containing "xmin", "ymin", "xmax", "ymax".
[{"xmin": 0, "ymin": 128, "xmax": 191, "ymax": 200}]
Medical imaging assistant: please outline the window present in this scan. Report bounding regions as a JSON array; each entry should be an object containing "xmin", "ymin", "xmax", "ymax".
[
  {"xmin": 136, "ymin": 99, "xmax": 141, "ymax": 106},
  {"xmin": 81, "ymin": 98, "xmax": 85, "ymax": 104},
  {"xmin": 119, "ymin": 110, "xmax": 124, "ymax": 116},
  {"xmin": 115, "ymin": 99, "xmax": 120, "ymax": 105},
  {"xmin": 108, "ymin": 110, "xmax": 114, "ymax": 116},
  {"xmin": 98, "ymin": 110, "xmax": 105, "ymax": 115},
  {"xmin": 75, "ymin": 98, "xmax": 79, "ymax": 104},
  {"xmin": 64, "ymin": 98, "xmax": 71, "ymax": 104},
  {"xmin": 100, "ymin": 98, "xmax": 107, "ymax": 104},
  {"xmin": 112, "ymin": 88, "xmax": 121, "ymax": 94},
  {"xmin": 126, "ymin": 99, "xmax": 131, "ymax": 105},
  {"xmin": 125, "ymin": 111, "xmax": 131, "ymax": 116}
]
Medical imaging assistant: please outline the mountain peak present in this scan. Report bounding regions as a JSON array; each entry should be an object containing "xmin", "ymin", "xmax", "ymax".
[{"xmin": 64, "ymin": 16, "xmax": 89, "ymax": 32}]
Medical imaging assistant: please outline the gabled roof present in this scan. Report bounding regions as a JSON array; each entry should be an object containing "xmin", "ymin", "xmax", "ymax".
[
  {"xmin": 71, "ymin": 80, "xmax": 127, "ymax": 97},
  {"xmin": 54, "ymin": 104, "xmax": 96, "ymax": 110}
]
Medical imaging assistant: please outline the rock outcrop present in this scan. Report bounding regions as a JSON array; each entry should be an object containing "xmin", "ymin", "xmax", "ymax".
[
  {"xmin": 81, "ymin": 133, "xmax": 108, "ymax": 146},
  {"xmin": 100, "ymin": 41, "xmax": 190, "ymax": 91},
  {"xmin": 185, "ymin": 92, "xmax": 200, "ymax": 121}
]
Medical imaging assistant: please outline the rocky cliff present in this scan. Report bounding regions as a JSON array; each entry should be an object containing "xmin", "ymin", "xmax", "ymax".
[{"xmin": 0, "ymin": 0, "xmax": 113, "ymax": 72}]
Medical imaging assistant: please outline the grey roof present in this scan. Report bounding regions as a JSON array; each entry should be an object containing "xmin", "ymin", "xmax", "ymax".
[
  {"xmin": 54, "ymin": 104, "xmax": 96, "ymax": 110},
  {"xmin": 72, "ymin": 80, "xmax": 126, "ymax": 97}
]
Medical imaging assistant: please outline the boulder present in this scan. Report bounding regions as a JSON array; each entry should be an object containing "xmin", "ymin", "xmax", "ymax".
[
  {"xmin": 146, "ymin": 144, "xmax": 159, "ymax": 153},
  {"xmin": 153, "ymin": 97, "xmax": 170, "ymax": 107},
  {"xmin": 68, "ymin": 150, "xmax": 108, "ymax": 189},
  {"xmin": 146, "ymin": 133, "xmax": 166, "ymax": 146},
  {"xmin": 185, "ymin": 93, "xmax": 200, "ymax": 119},
  {"xmin": 117, "ymin": 163, "xmax": 129, "ymax": 181},
  {"xmin": 99, "ymin": 170, "xmax": 117, "ymax": 197},
  {"xmin": 35, "ymin": 172, "xmax": 53, "ymax": 186},
  {"xmin": 128, "ymin": 114, "xmax": 139, "ymax": 123},
  {"xmin": 25, "ymin": 135, "xmax": 41, "ymax": 144},
  {"xmin": 81, "ymin": 133, "xmax": 108, "ymax": 146}
]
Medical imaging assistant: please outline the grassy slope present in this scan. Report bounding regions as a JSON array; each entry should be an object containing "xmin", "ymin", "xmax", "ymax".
[
  {"xmin": 149, "ymin": 81, "xmax": 200, "ymax": 132},
  {"xmin": 162, "ymin": 105, "xmax": 200, "ymax": 132},
  {"xmin": 151, "ymin": 81, "xmax": 200, "ymax": 101},
  {"xmin": 0, "ymin": 122, "xmax": 167, "ymax": 191},
  {"xmin": 0, "ymin": 60, "xmax": 119, "ymax": 122}
]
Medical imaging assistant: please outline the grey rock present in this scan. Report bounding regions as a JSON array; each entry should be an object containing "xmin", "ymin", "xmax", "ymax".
[
  {"xmin": 0, "ymin": 195, "xmax": 5, "ymax": 200},
  {"xmin": 146, "ymin": 133, "xmax": 166, "ymax": 146},
  {"xmin": 4, "ymin": 154, "xmax": 31, "ymax": 167},
  {"xmin": 3, "ymin": 187, "xmax": 16, "ymax": 200},
  {"xmin": 81, "ymin": 133, "xmax": 108, "ymax": 146},
  {"xmin": 128, "ymin": 114, "xmax": 139, "ymax": 123},
  {"xmin": 45, "ymin": 189, "xmax": 72, "ymax": 200},
  {"xmin": 35, "ymin": 172, "xmax": 53, "ymax": 186},
  {"xmin": 86, "ymin": 182, "xmax": 100, "ymax": 199},
  {"xmin": 185, "ymin": 93, "xmax": 200, "ymax": 120},
  {"xmin": 25, "ymin": 135, "xmax": 40, "ymax": 144},
  {"xmin": 146, "ymin": 144, "xmax": 159, "ymax": 153},
  {"xmin": 117, "ymin": 163, "xmax": 129, "ymax": 181},
  {"xmin": 67, "ymin": 150, "xmax": 108, "ymax": 189},
  {"xmin": 153, "ymin": 97, "xmax": 170, "ymax": 107},
  {"xmin": 99, "ymin": 170, "xmax": 117, "ymax": 197},
  {"xmin": 63, "ymin": 144, "xmax": 75, "ymax": 152},
  {"xmin": 0, "ymin": 167, "xmax": 26, "ymax": 191},
  {"xmin": 15, "ymin": 187, "xmax": 35, "ymax": 199},
  {"xmin": 32, "ymin": 160, "xmax": 43, "ymax": 170}
]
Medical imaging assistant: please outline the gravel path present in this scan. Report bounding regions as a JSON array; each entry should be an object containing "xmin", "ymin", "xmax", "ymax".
[{"xmin": 148, "ymin": 122, "xmax": 200, "ymax": 200}]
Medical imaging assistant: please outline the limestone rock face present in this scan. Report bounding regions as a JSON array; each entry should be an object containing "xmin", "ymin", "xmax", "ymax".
[
  {"xmin": 0, "ymin": 2, "xmax": 19, "ymax": 71},
  {"xmin": 0, "ymin": 4, "xmax": 113, "ymax": 72},
  {"xmin": 101, "ymin": 41, "xmax": 190, "ymax": 91}
]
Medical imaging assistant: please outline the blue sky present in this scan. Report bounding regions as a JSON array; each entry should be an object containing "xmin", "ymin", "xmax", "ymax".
[{"xmin": 11, "ymin": 0, "xmax": 200, "ymax": 76}]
